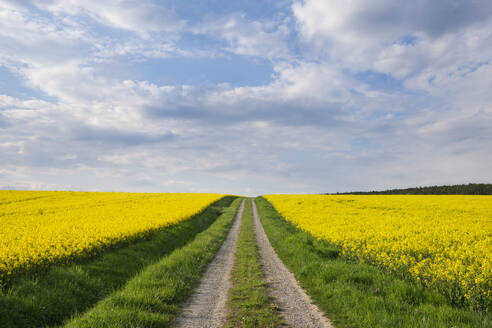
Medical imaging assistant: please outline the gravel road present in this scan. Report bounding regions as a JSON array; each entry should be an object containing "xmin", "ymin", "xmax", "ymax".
[
  {"xmin": 173, "ymin": 199, "xmax": 245, "ymax": 328},
  {"xmin": 252, "ymin": 200, "xmax": 334, "ymax": 328}
]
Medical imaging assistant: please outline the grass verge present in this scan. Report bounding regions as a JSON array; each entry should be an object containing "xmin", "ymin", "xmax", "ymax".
[
  {"xmin": 255, "ymin": 197, "xmax": 491, "ymax": 328},
  {"xmin": 226, "ymin": 199, "xmax": 284, "ymax": 328},
  {"xmin": 0, "ymin": 196, "xmax": 237, "ymax": 328},
  {"xmin": 63, "ymin": 197, "xmax": 243, "ymax": 328}
]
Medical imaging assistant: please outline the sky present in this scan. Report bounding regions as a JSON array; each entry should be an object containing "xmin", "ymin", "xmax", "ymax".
[{"xmin": 0, "ymin": 0, "xmax": 491, "ymax": 196}]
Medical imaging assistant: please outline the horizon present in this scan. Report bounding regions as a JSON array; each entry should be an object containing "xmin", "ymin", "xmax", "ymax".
[
  {"xmin": 1, "ymin": 1, "xmax": 491, "ymax": 195},
  {"xmin": 2, "ymin": 182, "xmax": 491, "ymax": 197}
]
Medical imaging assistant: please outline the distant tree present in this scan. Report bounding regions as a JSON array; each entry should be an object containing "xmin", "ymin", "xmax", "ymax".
[{"xmin": 331, "ymin": 183, "xmax": 492, "ymax": 195}]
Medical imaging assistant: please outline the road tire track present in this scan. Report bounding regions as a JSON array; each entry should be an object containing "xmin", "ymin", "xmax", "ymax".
[
  {"xmin": 173, "ymin": 199, "xmax": 245, "ymax": 328},
  {"xmin": 252, "ymin": 199, "xmax": 334, "ymax": 328}
]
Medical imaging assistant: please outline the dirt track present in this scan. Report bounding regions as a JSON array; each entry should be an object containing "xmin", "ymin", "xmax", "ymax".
[
  {"xmin": 174, "ymin": 198, "xmax": 333, "ymax": 327},
  {"xmin": 252, "ymin": 200, "xmax": 333, "ymax": 328},
  {"xmin": 173, "ymin": 199, "xmax": 244, "ymax": 328}
]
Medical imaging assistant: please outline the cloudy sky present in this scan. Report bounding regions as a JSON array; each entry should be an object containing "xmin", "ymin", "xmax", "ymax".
[{"xmin": 0, "ymin": 0, "xmax": 491, "ymax": 195}]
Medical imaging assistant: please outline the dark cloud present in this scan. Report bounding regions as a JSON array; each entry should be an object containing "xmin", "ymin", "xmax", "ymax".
[
  {"xmin": 71, "ymin": 124, "xmax": 176, "ymax": 147},
  {"xmin": 354, "ymin": 1, "xmax": 492, "ymax": 38},
  {"xmin": 145, "ymin": 93, "xmax": 351, "ymax": 129}
]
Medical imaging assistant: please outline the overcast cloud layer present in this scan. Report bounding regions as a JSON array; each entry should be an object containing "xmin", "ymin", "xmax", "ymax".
[{"xmin": 1, "ymin": 0, "xmax": 491, "ymax": 195}]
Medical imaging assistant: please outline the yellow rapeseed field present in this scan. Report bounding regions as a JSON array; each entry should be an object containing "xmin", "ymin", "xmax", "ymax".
[
  {"xmin": 0, "ymin": 191, "xmax": 224, "ymax": 284},
  {"xmin": 264, "ymin": 194, "xmax": 491, "ymax": 305}
]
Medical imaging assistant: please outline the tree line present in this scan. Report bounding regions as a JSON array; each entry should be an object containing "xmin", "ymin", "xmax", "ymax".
[{"xmin": 332, "ymin": 183, "xmax": 492, "ymax": 195}]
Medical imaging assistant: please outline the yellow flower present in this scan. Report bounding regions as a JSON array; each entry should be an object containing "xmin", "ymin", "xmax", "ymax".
[
  {"xmin": 265, "ymin": 194, "xmax": 492, "ymax": 304},
  {"xmin": 0, "ymin": 191, "xmax": 225, "ymax": 283}
]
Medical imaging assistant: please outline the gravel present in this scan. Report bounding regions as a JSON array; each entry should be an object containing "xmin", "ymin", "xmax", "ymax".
[
  {"xmin": 173, "ymin": 199, "xmax": 245, "ymax": 328},
  {"xmin": 252, "ymin": 200, "xmax": 334, "ymax": 328}
]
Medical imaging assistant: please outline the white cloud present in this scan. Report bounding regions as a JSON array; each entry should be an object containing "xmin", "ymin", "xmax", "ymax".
[
  {"xmin": 293, "ymin": 0, "xmax": 492, "ymax": 84},
  {"xmin": 195, "ymin": 13, "xmax": 291, "ymax": 59},
  {"xmin": 291, "ymin": 0, "xmax": 492, "ymax": 138},
  {"xmin": 0, "ymin": 0, "xmax": 491, "ymax": 194},
  {"xmin": 31, "ymin": 0, "xmax": 185, "ymax": 37},
  {"xmin": 0, "ymin": 4, "xmax": 89, "ymax": 65},
  {"xmin": 293, "ymin": 0, "xmax": 492, "ymax": 44}
]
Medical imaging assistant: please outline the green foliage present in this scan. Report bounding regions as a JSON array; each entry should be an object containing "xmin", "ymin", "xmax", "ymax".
[
  {"xmin": 255, "ymin": 197, "xmax": 491, "ymax": 328},
  {"xmin": 333, "ymin": 183, "xmax": 492, "ymax": 195}
]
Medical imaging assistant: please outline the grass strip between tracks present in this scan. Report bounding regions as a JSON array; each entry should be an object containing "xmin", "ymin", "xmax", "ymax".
[
  {"xmin": 0, "ymin": 196, "xmax": 237, "ymax": 328},
  {"xmin": 63, "ymin": 197, "xmax": 242, "ymax": 328},
  {"xmin": 226, "ymin": 199, "xmax": 284, "ymax": 328},
  {"xmin": 255, "ymin": 197, "xmax": 491, "ymax": 328}
]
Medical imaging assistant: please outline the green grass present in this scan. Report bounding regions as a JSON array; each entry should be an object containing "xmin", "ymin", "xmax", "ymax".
[
  {"xmin": 0, "ymin": 196, "xmax": 237, "ymax": 328},
  {"xmin": 226, "ymin": 199, "xmax": 284, "ymax": 328},
  {"xmin": 63, "ymin": 197, "xmax": 243, "ymax": 328},
  {"xmin": 255, "ymin": 197, "xmax": 491, "ymax": 328}
]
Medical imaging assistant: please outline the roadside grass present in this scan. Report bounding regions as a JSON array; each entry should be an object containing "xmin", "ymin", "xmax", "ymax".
[
  {"xmin": 0, "ymin": 196, "xmax": 237, "ymax": 328},
  {"xmin": 226, "ymin": 199, "xmax": 284, "ymax": 328},
  {"xmin": 255, "ymin": 197, "xmax": 491, "ymax": 328},
  {"xmin": 63, "ymin": 197, "xmax": 243, "ymax": 328}
]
